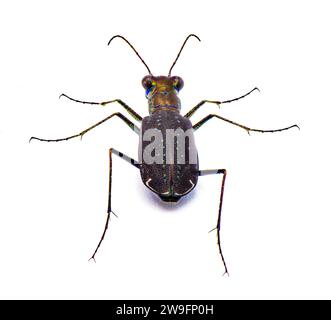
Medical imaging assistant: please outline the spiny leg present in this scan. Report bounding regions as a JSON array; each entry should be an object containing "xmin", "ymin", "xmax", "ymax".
[
  {"xmin": 89, "ymin": 148, "xmax": 140, "ymax": 261},
  {"xmin": 193, "ymin": 114, "xmax": 299, "ymax": 134},
  {"xmin": 29, "ymin": 112, "xmax": 140, "ymax": 143},
  {"xmin": 199, "ymin": 169, "xmax": 228, "ymax": 276},
  {"xmin": 59, "ymin": 94, "xmax": 143, "ymax": 122},
  {"xmin": 184, "ymin": 87, "xmax": 259, "ymax": 118}
]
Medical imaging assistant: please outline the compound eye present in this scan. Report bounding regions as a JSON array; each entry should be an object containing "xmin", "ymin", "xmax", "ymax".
[
  {"xmin": 142, "ymin": 76, "xmax": 154, "ymax": 90},
  {"xmin": 142, "ymin": 76, "xmax": 155, "ymax": 97},
  {"xmin": 171, "ymin": 76, "xmax": 184, "ymax": 92}
]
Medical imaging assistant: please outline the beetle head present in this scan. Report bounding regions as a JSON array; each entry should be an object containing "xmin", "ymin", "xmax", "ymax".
[
  {"xmin": 142, "ymin": 75, "xmax": 184, "ymax": 97},
  {"xmin": 142, "ymin": 76, "xmax": 184, "ymax": 114}
]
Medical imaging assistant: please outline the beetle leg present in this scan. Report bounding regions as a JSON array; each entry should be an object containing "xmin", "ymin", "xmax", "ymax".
[
  {"xmin": 29, "ymin": 112, "xmax": 140, "ymax": 143},
  {"xmin": 59, "ymin": 94, "xmax": 143, "ymax": 122},
  {"xmin": 184, "ymin": 87, "xmax": 259, "ymax": 118},
  {"xmin": 199, "ymin": 169, "xmax": 228, "ymax": 276},
  {"xmin": 89, "ymin": 148, "xmax": 140, "ymax": 261},
  {"xmin": 193, "ymin": 114, "xmax": 299, "ymax": 134}
]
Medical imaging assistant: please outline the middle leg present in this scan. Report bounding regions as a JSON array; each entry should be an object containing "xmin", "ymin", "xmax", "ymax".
[
  {"xmin": 29, "ymin": 112, "xmax": 140, "ymax": 143},
  {"xmin": 193, "ymin": 114, "xmax": 299, "ymax": 134}
]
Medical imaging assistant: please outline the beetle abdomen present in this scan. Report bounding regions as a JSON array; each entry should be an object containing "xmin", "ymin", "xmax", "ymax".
[{"xmin": 139, "ymin": 110, "xmax": 199, "ymax": 202}]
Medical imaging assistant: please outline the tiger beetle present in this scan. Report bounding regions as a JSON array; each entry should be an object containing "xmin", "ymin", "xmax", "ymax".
[{"xmin": 30, "ymin": 34, "xmax": 299, "ymax": 275}]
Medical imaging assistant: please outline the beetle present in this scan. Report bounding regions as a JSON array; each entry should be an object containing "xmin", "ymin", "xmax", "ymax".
[{"xmin": 30, "ymin": 34, "xmax": 298, "ymax": 275}]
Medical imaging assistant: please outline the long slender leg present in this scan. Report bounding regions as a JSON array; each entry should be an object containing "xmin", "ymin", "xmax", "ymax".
[
  {"xmin": 193, "ymin": 114, "xmax": 299, "ymax": 134},
  {"xmin": 29, "ymin": 112, "xmax": 140, "ymax": 143},
  {"xmin": 89, "ymin": 148, "xmax": 140, "ymax": 261},
  {"xmin": 199, "ymin": 169, "xmax": 228, "ymax": 275},
  {"xmin": 60, "ymin": 94, "xmax": 143, "ymax": 122},
  {"xmin": 184, "ymin": 87, "xmax": 259, "ymax": 118}
]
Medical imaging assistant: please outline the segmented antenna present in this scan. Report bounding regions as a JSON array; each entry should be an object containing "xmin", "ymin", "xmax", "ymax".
[
  {"xmin": 168, "ymin": 34, "xmax": 201, "ymax": 76},
  {"xmin": 108, "ymin": 35, "xmax": 153, "ymax": 75}
]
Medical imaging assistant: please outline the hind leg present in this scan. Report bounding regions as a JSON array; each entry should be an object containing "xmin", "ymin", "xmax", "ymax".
[
  {"xmin": 89, "ymin": 148, "xmax": 140, "ymax": 261},
  {"xmin": 199, "ymin": 169, "xmax": 228, "ymax": 275}
]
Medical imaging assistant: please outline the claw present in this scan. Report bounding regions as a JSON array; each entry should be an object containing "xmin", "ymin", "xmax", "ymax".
[{"xmin": 88, "ymin": 256, "xmax": 97, "ymax": 263}]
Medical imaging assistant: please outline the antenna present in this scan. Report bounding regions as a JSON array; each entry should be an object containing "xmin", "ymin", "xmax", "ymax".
[
  {"xmin": 108, "ymin": 35, "xmax": 153, "ymax": 75},
  {"xmin": 168, "ymin": 34, "xmax": 201, "ymax": 76}
]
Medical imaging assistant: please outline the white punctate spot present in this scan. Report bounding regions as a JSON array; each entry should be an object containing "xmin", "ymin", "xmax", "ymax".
[
  {"xmin": 174, "ymin": 180, "xmax": 195, "ymax": 196},
  {"xmin": 146, "ymin": 178, "xmax": 157, "ymax": 193}
]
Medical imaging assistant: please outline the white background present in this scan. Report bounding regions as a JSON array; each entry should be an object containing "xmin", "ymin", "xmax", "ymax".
[{"xmin": 0, "ymin": 0, "xmax": 330, "ymax": 299}]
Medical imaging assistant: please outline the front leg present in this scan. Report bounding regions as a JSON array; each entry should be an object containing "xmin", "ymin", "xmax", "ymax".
[
  {"xmin": 184, "ymin": 87, "xmax": 259, "ymax": 118},
  {"xmin": 60, "ymin": 94, "xmax": 143, "ymax": 122}
]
